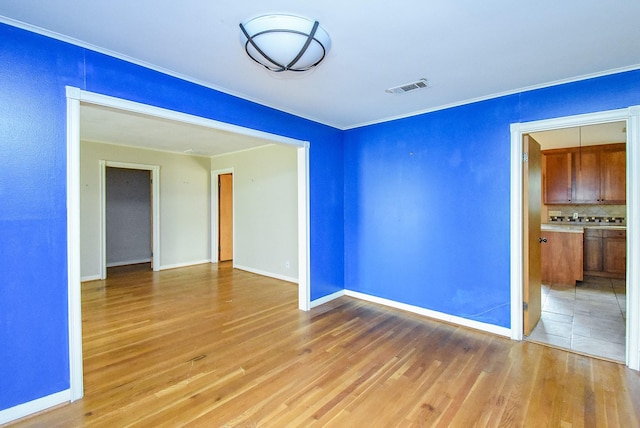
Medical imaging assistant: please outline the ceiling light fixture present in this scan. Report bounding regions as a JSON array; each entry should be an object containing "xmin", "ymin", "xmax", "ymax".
[{"xmin": 239, "ymin": 14, "xmax": 331, "ymax": 72}]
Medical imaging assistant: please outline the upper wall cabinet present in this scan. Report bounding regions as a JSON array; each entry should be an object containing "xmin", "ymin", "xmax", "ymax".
[
  {"xmin": 543, "ymin": 143, "xmax": 626, "ymax": 205},
  {"xmin": 543, "ymin": 151, "xmax": 572, "ymax": 204}
]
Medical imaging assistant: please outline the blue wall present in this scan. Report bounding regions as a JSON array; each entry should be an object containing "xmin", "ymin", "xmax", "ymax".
[
  {"xmin": 344, "ymin": 69, "xmax": 640, "ymax": 328},
  {"xmin": 0, "ymin": 23, "xmax": 344, "ymax": 411},
  {"xmin": 3, "ymin": 19, "xmax": 640, "ymax": 415}
]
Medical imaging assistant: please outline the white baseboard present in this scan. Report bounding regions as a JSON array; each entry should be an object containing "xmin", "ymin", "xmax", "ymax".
[
  {"xmin": 81, "ymin": 274, "xmax": 101, "ymax": 282},
  {"xmin": 106, "ymin": 258, "xmax": 151, "ymax": 268},
  {"xmin": 233, "ymin": 264, "xmax": 298, "ymax": 284},
  {"xmin": 310, "ymin": 290, "xmax": 346, "ymax": 308},
  {"xmin": 344, "ymin": 290, "xmax": 511, "ymax": 338},
  {"xmin": 160, "ymin": 259, "xmax": 211, "ymax": 271},
  {"xmin": 0, "ymin": 390, "xmax": 69, "ymax": 425}
]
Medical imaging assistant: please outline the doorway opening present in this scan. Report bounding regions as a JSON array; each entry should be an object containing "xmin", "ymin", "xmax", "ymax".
[
  {"xmin": 66, "ymin": 87, "xmax": 311, "ymax": 401},
  {"xmin": 106, "ymin": 167, "xmax": 151, "ymax": 274},
  {"xmin": 510, "ymin": 106, "xmax": 640, "ymax": 371},
  {"xmin": 523, "ymin": 124, "xmax": 627, "ymax": 362},
  {"xmin": 99, "ymin": 161, "xmax": 160, "ymax": 279}
]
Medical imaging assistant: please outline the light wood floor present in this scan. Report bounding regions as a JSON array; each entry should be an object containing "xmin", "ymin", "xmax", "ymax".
[{"xmin": 8, "ymin": 263, "xmax": 640, "ymax": 427}]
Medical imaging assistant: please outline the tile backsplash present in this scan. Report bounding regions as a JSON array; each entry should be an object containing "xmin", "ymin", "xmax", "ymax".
[{"xmin": 543, "ymin": 204, "xmax": 626, "ymax": 222}]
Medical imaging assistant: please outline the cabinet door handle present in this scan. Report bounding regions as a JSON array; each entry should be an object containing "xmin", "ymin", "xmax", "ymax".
[{"xmin": 539, "ymin": 237, "xmax": 548, "ymax": 243}]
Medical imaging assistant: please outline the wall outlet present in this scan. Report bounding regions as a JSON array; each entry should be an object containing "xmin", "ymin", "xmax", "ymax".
[{"xmin": 573, "ymin": 212, "xmax": 579, "ymax": 219}]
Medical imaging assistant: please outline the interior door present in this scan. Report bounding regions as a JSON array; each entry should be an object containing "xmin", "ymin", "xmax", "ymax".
[
  {"xmin": 218, "ymin": 173, "xmax": 233, "ymax": 261},
  {"xmin": 523, "ymin": 135, "xmax": 543, "ymax": 335}
]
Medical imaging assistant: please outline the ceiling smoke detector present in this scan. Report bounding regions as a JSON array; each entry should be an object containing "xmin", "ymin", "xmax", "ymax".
[{"xmin": 385, "ymin": 78, "xmax": 430, "ymax": 94}]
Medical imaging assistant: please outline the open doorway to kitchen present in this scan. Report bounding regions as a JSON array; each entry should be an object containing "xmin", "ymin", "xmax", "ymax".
[
  {"xmin": 510, "ymin": 106, "xmax": 640, "ymax": 371},
  {"xmin": 527, "ymin": 122, "xmax": 627, "ymax": 362}
]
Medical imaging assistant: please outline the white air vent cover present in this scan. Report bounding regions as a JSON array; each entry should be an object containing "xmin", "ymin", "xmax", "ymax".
[{"xmin": 386, "ymin": 78, "xmax": 429, "ymax": 94}]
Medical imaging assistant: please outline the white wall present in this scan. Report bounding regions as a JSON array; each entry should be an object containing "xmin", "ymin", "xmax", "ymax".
[
  {"xmin": 81, "ymin": 141, "xmax": 211, "ymax": 279},
  {"xmin": 212, "ymin": 144, "xmax": 298, "ymax": 281}
]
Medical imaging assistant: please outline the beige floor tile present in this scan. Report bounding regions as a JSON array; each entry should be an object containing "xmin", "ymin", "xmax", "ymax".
[
  {"xmin": 587, "ymin": 326, "xmax": 626, "ymax": 345},
  {"xmin": 572, "ymin": 335, "xmax": 625, "ymax": 361},
  {"xmin": 533, "ymin": 318, "xmax": 572, "ymax": 338},
  {"xmin": 543, "ymin": 299, "xmax": 575, "ymax": 316},
  {"xmin": 528, "ymin": 330, "xmax": 572, "ymax": 349},
  {"xmin": 572, "ymin": 314, "xmax": 625, "ymax": 333},
  {"xmin": 541, "ymin": 311, "xmax": 573, "ymax": 324},
  {"xmin": 529, "ymin": 275, "xmax": 626, "ymax": 362}
]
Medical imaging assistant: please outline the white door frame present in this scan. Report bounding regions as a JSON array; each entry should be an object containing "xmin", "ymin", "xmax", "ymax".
[
  {"xmin": 66, "ymin": 86, "xmax": 311, "ymax": 402},
  {"xmin": 510, "ymin": 106, "xmax": 640, "ymax": 370},
  {"xmin": 100, "ymin": 161, "xmax": 160, "ymax": 279},
  {"xmin": 211, "ymin": 168, "xmax": 234, "ymax": 263}
]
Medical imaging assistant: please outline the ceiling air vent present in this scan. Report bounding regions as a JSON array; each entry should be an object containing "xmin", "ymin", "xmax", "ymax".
[{"xmin": 385, "ymin": 78, "xmax": 429, "ymax": 94}]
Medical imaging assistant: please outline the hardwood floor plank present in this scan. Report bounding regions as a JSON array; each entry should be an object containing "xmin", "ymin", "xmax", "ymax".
[{"xmin": 5, "ymin": 263, "xmax": 640, "ymax": 427}]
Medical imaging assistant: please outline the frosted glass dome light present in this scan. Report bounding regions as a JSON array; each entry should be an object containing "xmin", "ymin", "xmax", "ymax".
[{"xmin": 239, "ymin": 14, "xmax": 331, "ymax": 72}]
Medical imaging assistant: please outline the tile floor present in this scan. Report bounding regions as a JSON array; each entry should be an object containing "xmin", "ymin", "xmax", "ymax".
[{"xmin": 527, "ymin": 275, "xmax": 626, "ymax": 362}]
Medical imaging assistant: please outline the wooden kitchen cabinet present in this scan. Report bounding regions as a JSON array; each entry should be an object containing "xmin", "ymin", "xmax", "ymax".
[
  {"xmin": 600, "ymin": 146, "xmax": 626, "ymax": 203},
  {"xmin": 542, "ymin": 151, "xmax": 572, "ymax": 204},
  {"xmin": 603, "ymin": 229, "xmax": 626, "ymax": 276},
  {"xmin": 572, "ymin": 149, "xmax": 600, "ymax": 203},
  {"xmin": 543, "ymin": 143, "xmax": 625, "ymax": 205},
  {"xmin": 583, "ymin": 228, "xmax": 626, "ymax": 279},
  {"xmin": 583, "ymin": 228, "xmax": 603, "ymax": 272}
]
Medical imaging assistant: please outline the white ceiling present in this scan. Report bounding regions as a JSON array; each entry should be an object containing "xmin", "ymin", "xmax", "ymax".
[
  {"xmin": 531, "ymin": 121, "xmax": 627, "ymax": 151},
  {"xmin": 80, "ymin": 103, "xmax": 276, "ymax": 157},
  {"xmin": 2, "ymin": 1, "xmax": 640, "ymax": 154}
]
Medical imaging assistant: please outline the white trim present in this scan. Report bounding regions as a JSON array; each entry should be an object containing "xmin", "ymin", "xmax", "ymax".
[
  {"xmin": 297, "ymin": 144, "xmax": 311, "ymax": 311},
  {"xmin": 509, "ymin": 123, "xmax": 525, "ymax": 341},
  {"xmin": 66, "ymin": 92, "xmax": 83, "ymax": 402},
  {"xmin": 310, "ymin": 290, "xmax": 346, "ymax": 308},
  {"xmin": 159, "ymin": 260, "xmax": 212, "ymax": 271},
  {"xmin": 81, "ymin": 274, "xmax": 102, "ymax": 282},
  {"xmin": 627, "ymin": 106, "xmax": 640, "ymax": 370},
  {"xmin": 0, "ymin": 390, "xmax": 70, "ymax": 425},
  {"xmin": 510, "ymin": 107, "xmax": 640, "ymax": 370},
  {"xmin": 211, "ymin": 168, "xmax": 234, "ymax": 264},
  {"xmin": 83, "ymin": 138, "xmax": 273, "ymax": 159},
  {"xmin": 233, "ymin": 264, "xmax": 298, "ymax": 284},
  {"xmin": 345, "ymin": 291, "xmax": 511, "ymax": 338},
  {"xmin": 99, "ymin": 160, "xmax": 160, "ymax": 278},
  {"xmin": 210, "ymin": 144, "xmax": 277, "ymax": 159},
  {"xmin": 99, "ymin": 160, "xmax": 106, "ymax": 278}
]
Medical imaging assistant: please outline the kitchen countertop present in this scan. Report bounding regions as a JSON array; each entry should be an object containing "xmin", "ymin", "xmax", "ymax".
[
  {"xmin": 541, "ymin": 224, "xmax": 584, "ymax": 233},
  {"xmin": 542, "ymin": 223, "xmax": 626, "ymax": 233}
]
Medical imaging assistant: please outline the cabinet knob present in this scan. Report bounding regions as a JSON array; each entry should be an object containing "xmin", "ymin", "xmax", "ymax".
[{"xmin": 539, "ymin": 237, "xmax": 548, "ymax": 243}]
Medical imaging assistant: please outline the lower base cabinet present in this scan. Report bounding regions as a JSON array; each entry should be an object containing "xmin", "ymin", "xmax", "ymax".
[
  {"xmin": 583, "ymin": 228, "xmax": 626, "ymax": 279},
  {"xmin": 541, "ymin": 231, "xmax": 584, "ymax": 286}
]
